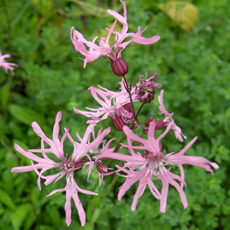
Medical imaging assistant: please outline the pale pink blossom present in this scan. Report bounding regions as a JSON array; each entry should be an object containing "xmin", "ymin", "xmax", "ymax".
[
  {"xmin": 98, "ymin": 120, "xmax": 218, "ymax": 212},
  {"xmin": 0, "ymin": 51, "xmax": 17, "ymax": 75},
  {"xmin": 11, "ymin": 112, "xmax": 111, "ymax": 226},
  {"xmin": 158, "ymin": 89, "xmax": 186, "ymax": 142},
  {"xmin": 70, "ymin": 1, "xmax": 160, "ymax": 68},
  {"xmin": 74, "ymin": 78, "xmax": 136, "ymax": 123}
]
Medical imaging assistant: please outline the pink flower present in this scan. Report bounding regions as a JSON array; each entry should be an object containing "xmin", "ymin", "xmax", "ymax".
[
  {"xmin": 74, "ymin": 78, "xmax": 136, "ymax": 123},
  {"xmin": 11, "ymin": 112, "xmax": 111, "ymax": 226},
  {"xmin": 98, "ymin": 120, "xmax": 218, "ymax": 212},
  {"xmin": 0, "ymin": 51, "xmax": 17, "ymax": 75},
  {"xmin": 70, "ymin": 1, "xmax": 160, "ymax": 68},
  {"xmin": 158, "ymin": 89, "xmax": 186, "ymax": 142}
]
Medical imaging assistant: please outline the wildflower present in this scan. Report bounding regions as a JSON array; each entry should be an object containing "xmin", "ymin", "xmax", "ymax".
[
  {"xmin": 134, "ymin": 73, "xmax": 162, "ymax": 103},
  {"xmin": 70, "ymin": 0, "xmax": 160, "ymax": 72},
  {"xmin": 158, "ymin": 90, "xmax": 186, "ymax": 142},
  {"xmin": 98, "ymin": 120, "xmax": 218, "ymax": 212},
  {"xmin": 11, "ymin": 112, "xmax": 111, "ymax": 226},
  {"xmin": 74, "ymin": 78, "xmax": 136, "ymax": 124},
  {"xmin": 0, "ymin": 50, "xmax": 17, "ymax": 75}
]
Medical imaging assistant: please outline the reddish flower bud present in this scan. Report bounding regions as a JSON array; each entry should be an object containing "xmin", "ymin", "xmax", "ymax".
[
  {"xmin": 155, "ymin": 120, "xmax": 167, "ymax": 130},
  {"xmin": 145, "ymin": 115, "xmax": 155, "ymax": 127},
  {"xmin": 110, "ymin": 56, "xmax": 128, "ymax": 76},
  {"xmin": 111, "ymin": 114, "xmax": 126, "ymax": 131},
  {"xmin": 96, "ymin": 162, "xmax": 108, "ymax": 173},
  {"xmin": 124, "ymin": 103, "xmax": 132, "ymax": 112},
  {"xmin": 143, "ymin": 116, "xmax": 167, "ymax": 134},
  {"xmin": 111, "ymin": 107, "xmax": 136, "ymax": 131}
]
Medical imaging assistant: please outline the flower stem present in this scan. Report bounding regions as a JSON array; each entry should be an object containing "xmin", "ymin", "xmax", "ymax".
[
  {"xmin": 135, "ymin": 101, "xmax": 146, "ymax": 119},
  {"xmin": 122, "ymin": 75, "xmax": 136, "ymax": 117},
  {"xmin": 0, "ymin": 137, "xmax": 20, "ymax": 164},
  {"xmin": 3, "ymin": 0, "xmax": 11, "ymax": 39},
  {"xmin": 99, "ymin": 174, "xmax": 118, "ymax": 204}
]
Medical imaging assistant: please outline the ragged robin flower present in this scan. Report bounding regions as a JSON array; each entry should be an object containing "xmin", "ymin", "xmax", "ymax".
[
  {"xmin": 98, "ymin": 120, "xmax": 219, "ymax": 212},
  {"xmin": 11, "ymin": 112, "xmax": 111, "ymax": 226},
  {"xmin": 70, "ymin": 1, "xmax": 160, "ymax": 75},
  {"xmin": 74, "ymin": 78, "xmax": 137, "ymax": 124}
]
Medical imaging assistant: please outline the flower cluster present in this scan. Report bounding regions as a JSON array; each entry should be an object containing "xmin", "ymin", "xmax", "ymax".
[
  {"xmin": 98, "ymin": 120, "xmax": 218, "ymax": 212},
  {"xmin": 11, "ymin": 0, "xmax": 219, "ymax": 227}
]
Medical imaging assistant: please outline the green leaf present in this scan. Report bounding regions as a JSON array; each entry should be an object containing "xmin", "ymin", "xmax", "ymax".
[
  {"xmin": 91, "ymin": 208, "xmax": 101, "ymax": 224},
  {"xmin": 47, "ymin": 205, "xmax": 61, "ymax": 228},
  {"xmin": 96, "ymin": 204, "xmax": 113, "ymax": 221},
  {"xmin": 11, "ymin": 203, "xmax": 33, "ymax": 230},
  {"xmin": 8, "ymin": 104, "xmax": 45, "ymax": 126},
  {"xmin": 24, "ymin": 209, "xmax": 36, "ymax": 230},
  {"xmin": 0, "ymin": 189, "xmax": 16, "ymax": 210},
  {"xmin": 0, "ymin": 83, "xmax": 10, "ymax": 109}
]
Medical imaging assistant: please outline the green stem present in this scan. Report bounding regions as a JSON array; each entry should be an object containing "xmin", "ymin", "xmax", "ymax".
[
  {"xmin": 3, "ymin": 0, "xmax": 11, "ymax": 39},
  {"xmin": 135, "ymin": 101, "xmax": 145, "ymax": 119},
  {"xmin": 12, "ymin": 0, "xmax": 32, "ymax": 27},
  {"xmin": 122, "ymin": 75, "xmax": 136, "ymax": 117},
  {"xmin": 100, "ymin": 174, "xmax": 118, "ymax": 204},
  {"xmin": 0, "ymin": 137, "xmax": 20, "ymax": 164}
]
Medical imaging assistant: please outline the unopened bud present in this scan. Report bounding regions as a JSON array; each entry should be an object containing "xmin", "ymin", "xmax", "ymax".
[
  {"xmin": 111, "ymin": 114, "xmax": 126, "ymax": 131},
  {"xmin": 96, "ymin": 162, "xmax": 108, "ymax": 173},
  {"xmin": 124, "ymin": 103, "xmax": 132, "ymax": 112},
  {"xmin": 143, "ymin": 117, "xmax": 166, "ymax": 133},
  {"xmin": 145, "ymin": 115, "xmax": 155, "ymax": 127},
  {"xmin": 155, "ymin": 120, "xmax": 167, "ymax": 130},
  {"xmin": 111, "ymin": 107, "xmax": 136, "ymax": 131},
  {"xmin": 110, "ymin": 56, "xmax": 128, "ymax": 76}
]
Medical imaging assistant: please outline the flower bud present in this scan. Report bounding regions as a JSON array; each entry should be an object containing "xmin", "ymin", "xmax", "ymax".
[
  {"xmin": 145, "ymin": 115, "xmax": 155, "ymax": 127},
  {"xmin": 155, "ymin": 120, "xmax": 167, "ymax": 130},
  {"xmin": 110, "ymin": 56, "xmax": 128, "ymax": 76},
  {"xmin": 96, "ymin": 162, "xmax": 108, "ymax": 173},
  {"xmin": 111, "ymin": 107, "xmax": 136, "ymax": 131},
  {"xmin": 124, "ymin": 103, "xmax": 132, "ymax": 112},
  {"xmin": 111, "ymin": 114, "xmax": 126, "ymax": 131}
]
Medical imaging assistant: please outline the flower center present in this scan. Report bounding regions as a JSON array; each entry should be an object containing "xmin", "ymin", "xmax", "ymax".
[
  {"xmin": 60, "ymin": 159, "xmax": 83, "ymax": 172},
  {"xmin": 144, "ymin": 152, "xmax": 165, "ymax": 170}
]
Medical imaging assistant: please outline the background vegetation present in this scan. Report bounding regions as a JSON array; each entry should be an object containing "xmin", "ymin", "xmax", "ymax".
[{"xmin": 0, "ymin": 0, "xmax": 230, "ymax": 229}]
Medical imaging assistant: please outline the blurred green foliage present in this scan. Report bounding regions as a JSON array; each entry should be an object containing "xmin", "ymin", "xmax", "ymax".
[{"xmin": 0, "ymin": 0, "xmax": 230, "ymax": 229}]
